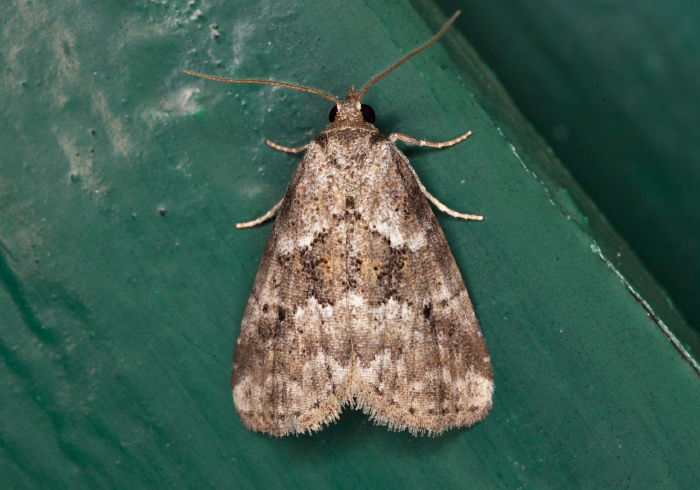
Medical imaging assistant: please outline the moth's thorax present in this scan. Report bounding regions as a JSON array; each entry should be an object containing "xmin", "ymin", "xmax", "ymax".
[
  {"xmin": 307, "ymin": 127, "xmax": 388, "ymax": 195},
  {"xmin": 321, "ymin": 120, "xmax": 378, "ymax": 135}
]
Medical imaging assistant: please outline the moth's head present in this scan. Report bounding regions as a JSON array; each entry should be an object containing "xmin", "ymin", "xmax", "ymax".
[{"xmin": 328, "ymin": 87, "xmax": 376, "ymax": 125}]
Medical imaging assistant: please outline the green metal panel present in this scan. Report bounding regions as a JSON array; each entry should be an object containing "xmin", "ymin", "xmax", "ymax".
[
  {"xmin": 449, "ymin": 0, "xmax": 700, "ymax": 338},
  {"xmin": 1, "ymin": 0, "xmax": 698, "ymax": 487}
]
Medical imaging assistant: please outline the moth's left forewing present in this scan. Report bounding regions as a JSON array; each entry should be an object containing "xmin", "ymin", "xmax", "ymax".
[{"xmin": 349, "ymin": 138, "xmax": 493, "ymax": 434}]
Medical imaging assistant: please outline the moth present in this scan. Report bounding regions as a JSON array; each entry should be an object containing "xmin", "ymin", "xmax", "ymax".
[{"xmin": 185, "ymin": 11, "xmax": 493, "ymax": 436}]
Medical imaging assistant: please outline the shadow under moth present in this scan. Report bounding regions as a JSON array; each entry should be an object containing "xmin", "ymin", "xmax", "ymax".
[{"xmin": 185, "ymin": 11, "xmax": 493, "ymax": 436}]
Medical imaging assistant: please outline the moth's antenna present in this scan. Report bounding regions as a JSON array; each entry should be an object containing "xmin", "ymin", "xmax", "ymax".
[
  {"xmin": 358, "ymin": 11, "xmax": 461, "ymax": 99},
  {"xmin": 182, "ymin": 71, "xmax": 341, "ymax": 104}
]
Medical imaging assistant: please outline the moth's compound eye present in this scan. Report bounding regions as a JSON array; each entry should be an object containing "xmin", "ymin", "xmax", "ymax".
[
  {"xmin": 328, "ymin": 106, "xmax": 338, "ymax": 122},
  {"xmin": 361, "ymin": 104, "xmax": 376, "ymax": 123}
]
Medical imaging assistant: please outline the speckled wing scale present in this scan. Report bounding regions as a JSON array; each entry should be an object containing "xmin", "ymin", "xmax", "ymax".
[{"xmin": 184, "ymin": 11, "xmax": 493, "ymax": 436}]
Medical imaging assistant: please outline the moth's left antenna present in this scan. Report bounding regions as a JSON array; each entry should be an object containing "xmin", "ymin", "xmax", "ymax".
[{"xmin": 182, "ymin": 71, "xmax": 340, "ymax": 104}]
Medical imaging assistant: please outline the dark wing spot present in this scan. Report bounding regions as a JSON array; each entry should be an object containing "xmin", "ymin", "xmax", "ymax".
[{"xmin": 345, "ymin": 195, "xmax": 355, "ymax": 210}]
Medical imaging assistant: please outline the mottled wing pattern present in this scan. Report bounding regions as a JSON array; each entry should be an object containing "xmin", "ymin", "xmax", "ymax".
[
  {"xmin": 233, "ymin": 128, "xmax": 492, "ymax": 436},
  {"xmin": 232, "ymin": 137, "xmax": 352, "ymax": 435},
  {"xmin": 348, "ymin": 138, "xmax": 493, "ymax": 434}
]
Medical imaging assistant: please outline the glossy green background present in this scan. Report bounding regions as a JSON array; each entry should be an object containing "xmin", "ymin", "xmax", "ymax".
[
  {"xmin": 451, "ymin": 0, "xmax": 700, "ymax": 335},
  {"xmin": 1, "ymin": 0, "xmax": 698, "ymax": 487}
]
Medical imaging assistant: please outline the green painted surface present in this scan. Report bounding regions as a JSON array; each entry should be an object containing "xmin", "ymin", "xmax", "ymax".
[
  {"xmin": 1, "ymin": 0, "xmax": 698, "ymax": 487},
  {"xmin": 449, "ymin": 0, "xmax": 700, "ymax": 340}
]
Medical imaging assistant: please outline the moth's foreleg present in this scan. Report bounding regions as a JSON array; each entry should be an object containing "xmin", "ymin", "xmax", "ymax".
[
  {"xmin": 265, "ymin": 140, "xmax": 310, "ymax": 153},
  {"xmin": 236, "ymin": 198, "xmax": 285, "ymax": 229},
  {"xmin": 389, "ymin": 130, "xmax": 472, "ymax": 148}
]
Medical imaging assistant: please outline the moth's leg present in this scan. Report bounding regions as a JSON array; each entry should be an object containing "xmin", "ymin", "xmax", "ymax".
[
  {"xmin": 236, "ymin": 140, "xmax": 306, "ymax": 228},
  {"xmin": 388, "ymin": 130, "xmax": 472, "ymax": 148},
  {"xmin": 392, "ymin": 129, "xmax": 482, "ymax": 221},
  {"xmin": 266, "ymin": 140, "xmax": 310, "ymax": 153},
  {"xmin": 235, "ymin": 140, "xmax": 305, "ymax": 228},
  {"xmin": 236, "ymin": 198, "xmax": 285, "ymax": 229},
  {"xmin": 418, "ymin": 183, "xmax": 483, "ymax": 221}
]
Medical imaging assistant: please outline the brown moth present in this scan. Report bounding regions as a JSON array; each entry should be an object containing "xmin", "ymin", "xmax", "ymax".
[{"xmin": 185, "ymin": 11, "xmax": 493, "ymax": 436}]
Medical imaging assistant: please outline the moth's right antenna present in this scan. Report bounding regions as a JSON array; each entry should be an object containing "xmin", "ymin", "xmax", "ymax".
[{"xmin": 358, "ymin": 11, "xmax": 461, "ymax": 99}]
